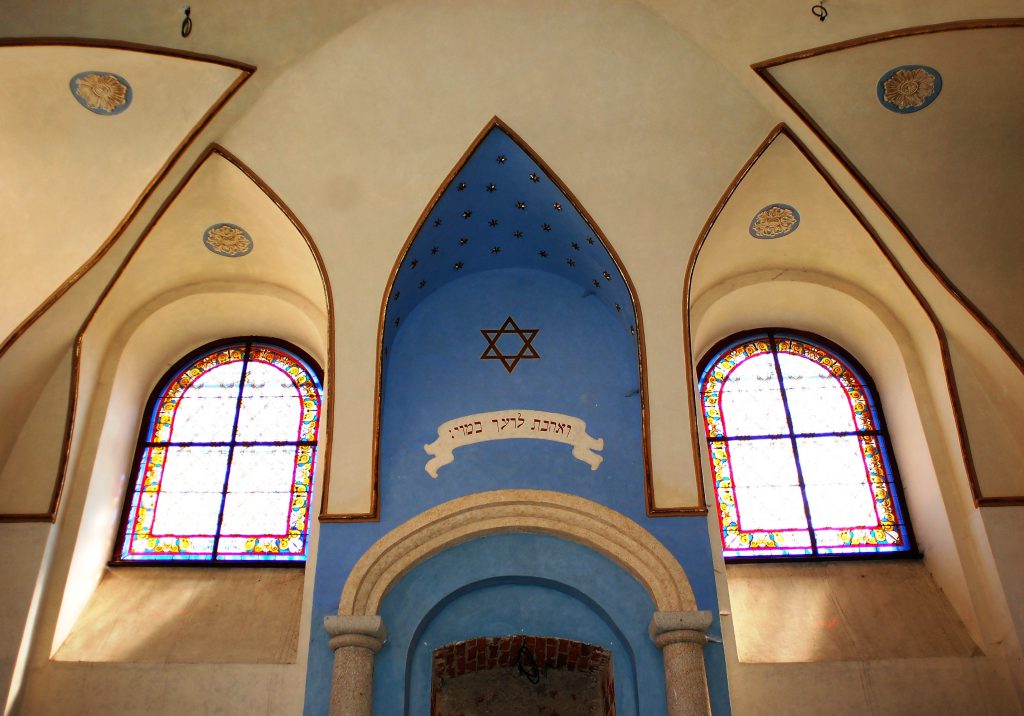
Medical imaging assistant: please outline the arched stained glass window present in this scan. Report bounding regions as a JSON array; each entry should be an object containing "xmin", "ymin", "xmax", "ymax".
[
  {"xmin": 115, "ymin": 338, "xmax": 322, "ymax": 563},
  {"xmin": 699, "ymin": 330, "xmax": 915, "ymax": 560}
]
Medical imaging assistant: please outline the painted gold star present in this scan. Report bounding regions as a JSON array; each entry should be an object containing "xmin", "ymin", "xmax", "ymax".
[{"xmin": 480, "ymin": 316, "xmax": 540, "ymax": 374}]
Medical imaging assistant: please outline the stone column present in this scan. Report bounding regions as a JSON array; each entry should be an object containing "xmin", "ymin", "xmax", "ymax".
[
  {"xmin": 649, "ymin": 610, "xmax": 713, "ymax": 716},
  {"xmin": 324, "ymin": 614, "xmax": 387, "ymax": 716}
]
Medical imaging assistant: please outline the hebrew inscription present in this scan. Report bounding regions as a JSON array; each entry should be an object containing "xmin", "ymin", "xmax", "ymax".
[{"xmin": 423, "ymin": 409, "xmax": 604, "ymax": 478}]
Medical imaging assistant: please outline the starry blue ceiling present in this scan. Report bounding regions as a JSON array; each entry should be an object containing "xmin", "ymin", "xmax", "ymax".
[{"xmin": 383, "ymin": 123, "xmax": 637, "ymax": 358}]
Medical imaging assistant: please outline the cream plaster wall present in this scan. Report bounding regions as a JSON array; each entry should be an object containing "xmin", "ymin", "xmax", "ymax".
[
  {"xmin": 56, "ymin": 568, "xmax": 304, "ymax": 664},
  {"xmin": 685, "ymin": 124, "xmax": 1024, "ymax": 696},
  {"xmin": 0, "ymin": 523, "xmax": 51, "ymax": 713},
  {"xmin": 0, "ymin": 44, "xmax": 244, "ymax": 342},
  {"xmin": 727, "ymin": 561, "xmax": 978, "ymax": 663},
  {"xmin": 727, "ymin": 656, "xmax": 1020, "ymax": 716},
  {"xmin": 12, "ymin": 287, "xmax": 327, "ymax": 715},
  {"xmin": 767, "ymin": 27, "xmax": 1024, "ymax": 358},
  {"xmin": 7, "ymin": 140, "xmax": 331, "ymax": 713},
  {"xmin": 18, "ymin": 662, "xmax": 307, "ymax": 716},
  {"xmin": 692, "ymin": 278, "xmax": 978, "ymax": 631},
  {"xmin": 1, "ymin": 2, "xmax": 1023, "ymax": 715},
  {"xmin": 948, "ymin": 339, "xmax": 1024, "ymax": 497},
  {"xmin": 981, "ymin": 506, "xmax": 1024, "ymax": 690},
  {"xmin": 692, "ymin": 276, "xmax": 1024, "ymax": 705},
  {"xmin": 0, "ymin": 354, "xmax": 71, "ymax": 512},
  {"xmin": 217, "ymin": 0, "xmax": 773, "ymax": 513},
  {"xmin": 49, "ymin": 289, "xmax": 323, "ymax": 651}
]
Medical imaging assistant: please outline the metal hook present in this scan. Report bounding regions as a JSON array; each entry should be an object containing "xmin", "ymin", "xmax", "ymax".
[
  {"xmin": 181, "ymin": 6, "xmax": 193, "ymax": 37},
  {"xmin": 811, "ymin": 3, "xmax": 828, "ymax": 22},
  {"xmin": 515, "ymin": 640, "xmax": 541, "ymax": 684}
]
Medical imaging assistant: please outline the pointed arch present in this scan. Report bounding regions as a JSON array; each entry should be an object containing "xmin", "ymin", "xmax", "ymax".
[
  {"xmin": 321, "ymin": 117, "xmax": 655, "ymax": 519},
  {"xmin": 23, "ymin": 143, "xmax": 336, "ymax": 522},
  {"xmin": 752, "ymin": 20, "xmax": 1024, "ymax": 374},
  {"xmin": 0, "ymin": 38, "xmax": 255, "ymax": 359},
  {"xmin": 681, "ymin": 123, "xmax": 996, "ymax": 512}
]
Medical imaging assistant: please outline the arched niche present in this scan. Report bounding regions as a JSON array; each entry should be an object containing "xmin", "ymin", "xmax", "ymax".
[
  {"xmin": 680, "ymin": 121, "xmax": 1024, "ymax": 711},
  {"xmin": 380, "ymin": 540, "xmax": 649, "ymax": 714},
  {"xmin": 327, "ymin": 118, "xmax": 656, "ymax": 520},
  {"xmin": 323, "ymin": 490, "xmax": 718, "ymax": 716},
  {"xmin": 691, "ymin": 274, "xmax": 969, "ymax": 610},
  {"xmin": 18, "ymin": 145, "xmax": 333, "ymax": 716}
]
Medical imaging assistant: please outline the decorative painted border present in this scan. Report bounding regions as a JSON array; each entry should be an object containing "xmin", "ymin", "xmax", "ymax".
[
  {"xmin": 319, "ymin": 116, "xmax": 698, "ymax": 522},
  {"xmin": 1, "ymin": 144, "xmax": 336, "ymax": 524},
  {"xmin": 682, "ymin": 123, "xmax": 1010, "ymax": 511},
  {"xmin": 751, "ymin": 19, "xmax": 1024, "ymax": 377},
  {"xmin": 0, "ymin": 38, "xmax": 256, "ymax": 363}
]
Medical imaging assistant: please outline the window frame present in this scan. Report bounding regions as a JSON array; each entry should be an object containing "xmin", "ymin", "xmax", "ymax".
[
  {"xmin": 697, "ymin": 328, "xmax": 919, "ymax": 564},
  {"xmin": 111, "ymin": 336, "xmax": 324, "ymax": 568}
]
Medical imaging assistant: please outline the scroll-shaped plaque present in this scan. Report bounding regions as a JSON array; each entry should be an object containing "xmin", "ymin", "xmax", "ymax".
[{"xmin": 424, "ymin": 409, "xmax": 605, "ymax": 478}]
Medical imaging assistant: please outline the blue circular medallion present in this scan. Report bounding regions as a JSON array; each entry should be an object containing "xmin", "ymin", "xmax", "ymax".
[
  {"xmin": 203, "ymin": 223, "xmax": 254, "ymax": 257},
  {"xmin": 749, "ymin": 204, "xmax": 800, "ymax": 240},
  {"xmin": 69, "ymin": 71, "xmax": 133, "ymax": 115},
  {"xmin": 877, "ymin": 65, "xmax": 942, "ymax": 114}
]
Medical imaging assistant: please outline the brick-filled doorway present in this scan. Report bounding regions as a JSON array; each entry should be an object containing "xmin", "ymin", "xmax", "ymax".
[{"xmin": 431, "ymin": 635, "xmax": 615, "ymax": 715}]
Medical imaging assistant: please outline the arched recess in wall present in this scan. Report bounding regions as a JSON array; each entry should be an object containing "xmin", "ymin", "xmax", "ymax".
[
  {"xmin": 324, "ymin": 491, "xmax": 716, "ymax": 715},
  {"xmin": 28, "ymin": 144, "xmax": 334, "ymax": 653},
  {"xmin": 321, "ymin": 117, "xmax": 658, "ymax": 520},
  {"xmin": 685, "ymin": 124, "xmax": 1024, "ymax": 510},
  {"xmin": 681, "ymin": 124, "xmax": 1019, "ymax": 648},
  {"xmin": 752, "ymin": 20, "xmax": 1024, "ymax": 374},
  {"xmin": 0, "ymin": 40, "xmax": 254, "ymax": 521}
]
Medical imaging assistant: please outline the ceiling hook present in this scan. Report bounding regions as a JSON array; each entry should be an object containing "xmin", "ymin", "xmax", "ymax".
[
  {"xmin": 181, "ymin": 6, "xmax": 193, "ymax": 38},
  {"xmin": 811, "ymin": 3, "xmax": 828, "ymax": 22}
]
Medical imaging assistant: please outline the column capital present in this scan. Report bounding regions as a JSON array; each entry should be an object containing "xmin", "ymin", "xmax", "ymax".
[
  {"xmin": 324, "ymin": 614, "xmax": 387, "ymax": 653},
  {"xmin": 648, "ymin": 610, "xmax": 712, "ymax": 648}
]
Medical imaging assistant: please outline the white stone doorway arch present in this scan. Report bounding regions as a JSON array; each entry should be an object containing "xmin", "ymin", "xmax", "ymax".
[{"xmin": 324, "ymin": 490, "xmax": 713, "ymax": 715}]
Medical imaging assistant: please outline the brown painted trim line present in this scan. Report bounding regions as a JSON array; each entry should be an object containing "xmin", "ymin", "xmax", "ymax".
[
  {"xmin": 320, "ymin": 116, "xmax": 667, "ymax": 521},
  {"xmin": 681, "ymin": 125, "xmax": 783, "ymax": 519},
  {"xmin": 751, "ymin": 19, "xmax": 1024, "ymax": 375},
  {"xmin": 208, "ymin": 145, "xmax": 339, "ymax": 526},
  {"xmin": 29, "ymin": 143, "xmax": 335, "ymax": 524},
  {"xmin": 753, "ymin": 18, "xmax": 1024, "ymax": 67},
  {"xmin": 978, "ymin": 496, "xmax": 1024, "ymax": 507},
  {"xmin": 0, "ymin": 38, "xmax": 255, "ymax": 361},
  {"xmin": 0, "ymin": 514, "xmax": 54, "ymax": 523},
  {"xmin": 684, "ymin": 123, "xmax": 1020, "ymax": 510}
]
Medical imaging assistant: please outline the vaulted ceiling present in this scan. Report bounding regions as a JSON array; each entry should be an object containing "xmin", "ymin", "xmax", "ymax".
[{"xmin": 1, "ymin": 4, "xmax": 1021, "ymax": 491}]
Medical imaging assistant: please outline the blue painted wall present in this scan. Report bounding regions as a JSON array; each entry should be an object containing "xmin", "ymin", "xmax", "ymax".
[
  {"xmin": 380, "ymin": 268, "xmax": 641, "ymax": 523},
  {"xmin": 304, "ymin": 264, "xmax": 728, "ymax": 712},
  {"xmin": 379, "ymin": 534, "xmax": 651, "ymax": 714}
]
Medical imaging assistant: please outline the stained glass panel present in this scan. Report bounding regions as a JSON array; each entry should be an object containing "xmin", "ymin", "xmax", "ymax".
[
  {"xmin": 700, "ymin": 331, "xmax": 913, "ymax": 560},
  {"xmin": 118, "ymin": 340, "xmax": 321, "ymax": 564},
  {"xmin": 235, "ymin": 362, "xmax": 303, "ymax": 442},
  {"xmin": 776, "ymin": 354, "xmax": 855, "ymax": 434},
  {"xmin": 728, "ymin": 439, "xmax": 807, "ymax": 531},
  {"xmin": 719, "ymin": 354, "xmax": 789, "ymax": 436}
]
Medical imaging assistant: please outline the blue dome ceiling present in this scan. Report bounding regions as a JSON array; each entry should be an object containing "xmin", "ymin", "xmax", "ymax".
[{"xmin": 382, "ymin": 119, "xmax": 638, "ymax": 358}]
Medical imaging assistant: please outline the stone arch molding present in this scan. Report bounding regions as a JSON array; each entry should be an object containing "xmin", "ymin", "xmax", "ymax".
[{"xmin": 325, "ymin": 490, "xmax": 713, "ymax": 715}]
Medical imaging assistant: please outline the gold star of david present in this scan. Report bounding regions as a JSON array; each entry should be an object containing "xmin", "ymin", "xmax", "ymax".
[{"xmin": 480, "ymin": 316, "xmax": 540, "ymax": 373}]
